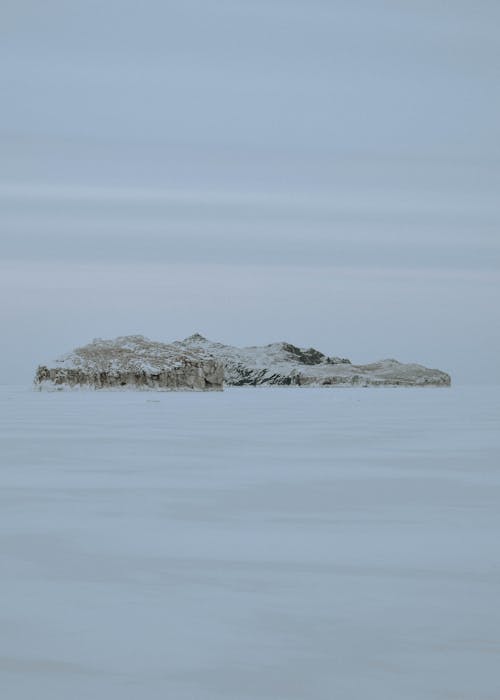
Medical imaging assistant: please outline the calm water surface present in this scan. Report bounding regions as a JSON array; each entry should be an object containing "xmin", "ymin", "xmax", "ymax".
[{"xmin": 1, "ymin": 385, "xmax": 499, "ymax": 699}]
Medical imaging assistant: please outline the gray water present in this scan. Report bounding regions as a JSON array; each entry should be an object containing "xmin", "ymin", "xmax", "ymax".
[{"xmin": 1, "ymin": 385, "xmax": 499, "ymax": 699}]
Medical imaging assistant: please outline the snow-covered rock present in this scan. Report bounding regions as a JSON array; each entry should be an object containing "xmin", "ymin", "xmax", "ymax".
[
  {"xmin": 174, "ymin": 334, "xmax": 451, "ymax": 387},
  {"xmin": 35, "ymin": 333, "xmax": 451, "ymax": 391},
  {"xmin": 34, "ymin": 335, "xmax": 224, "ymax": 391}
]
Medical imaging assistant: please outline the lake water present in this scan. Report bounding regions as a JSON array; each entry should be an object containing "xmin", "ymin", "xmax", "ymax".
[{"xmin": 1, "ymin": 385, "xmax": 499, "ymax": 699}]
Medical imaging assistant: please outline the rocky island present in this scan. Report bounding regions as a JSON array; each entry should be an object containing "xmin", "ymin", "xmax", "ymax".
[{"xmin": 35, "ymin": 333, "xmax": 450, "ymax": 390}]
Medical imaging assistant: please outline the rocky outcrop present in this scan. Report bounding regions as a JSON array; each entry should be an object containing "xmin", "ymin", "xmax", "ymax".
[
  {"xmin": 35, "ymin": 333, "xmax": 451, "ymax": 391},
  {"xmin": 34, "ymin": 336, "xmax": 224, "ymax": 391},
  {"xmin": 174, "ymin": 334, "xmax": 451, "ymax": 387}
]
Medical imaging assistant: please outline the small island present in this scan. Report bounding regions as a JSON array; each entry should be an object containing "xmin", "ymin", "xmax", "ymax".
[{"xmin": 35, "ymin": 334, "xmax": 450, "ymax": 390}]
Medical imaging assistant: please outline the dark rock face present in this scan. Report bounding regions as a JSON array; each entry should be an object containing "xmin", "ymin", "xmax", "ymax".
[
  {"xmin": 281, "ymin": 343, "xmax": 325, "ymax": 365},
  {"xmin": 34, "ymin": 363, "xmax": 222, "ymax": 391}
]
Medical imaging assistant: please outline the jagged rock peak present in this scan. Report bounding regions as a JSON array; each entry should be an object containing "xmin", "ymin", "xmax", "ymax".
[{"xmin": 276, "ymin": 342, "xmax": 327, "ymax": 365}]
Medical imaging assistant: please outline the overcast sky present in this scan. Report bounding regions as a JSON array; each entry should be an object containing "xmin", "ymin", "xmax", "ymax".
[{"xmin": 1, "ymin": 0, "xmax": 499, "ymax": 384}]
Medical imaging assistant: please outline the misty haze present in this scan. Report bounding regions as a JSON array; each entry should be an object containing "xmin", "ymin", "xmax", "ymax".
[{"xmin": 1, "ymin": 2, "xmax": 499, "ymax": 699}]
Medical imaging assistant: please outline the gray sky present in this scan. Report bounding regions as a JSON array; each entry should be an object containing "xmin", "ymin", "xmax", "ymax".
[{"xmin": 1, "ymin": 0, "xmax": 499, "ymax": 384}]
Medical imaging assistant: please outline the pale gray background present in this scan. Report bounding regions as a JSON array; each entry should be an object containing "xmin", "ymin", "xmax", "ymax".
[{"xmin": 1, "ymin": 0, "xmax": 499, "ymax": 384}]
